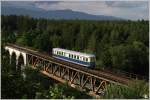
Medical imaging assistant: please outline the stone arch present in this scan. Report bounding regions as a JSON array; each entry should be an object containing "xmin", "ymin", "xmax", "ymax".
[
  {"xmin": 2, "ymin": 49, "xmax": 11, "ymax": 68},
  {"xmin": 5, "ymin": 47, "xmax": 26, "ymax": 64},
  {"xmin": 17, "ymin": 54, "xmax": 24, "ymax": 72},
  {"xmin": 5, "ymin": 49, "xmax": 9, "ymax": 54},
  {"xmin": 5, "ymin": 47, "xmax": 13, "ymax": 57},
  {"xmin": 11, "ymin": 52, "xmax": 17, "ymax": 71},
  {"xmin": 18, "ymin": 54, "xmax": 24, "ymax": 65}
]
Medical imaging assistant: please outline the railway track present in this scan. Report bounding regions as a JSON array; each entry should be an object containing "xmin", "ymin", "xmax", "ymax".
[{"xmin": 6, "ymin": 43, "xmax": 131, "ymax": 85}]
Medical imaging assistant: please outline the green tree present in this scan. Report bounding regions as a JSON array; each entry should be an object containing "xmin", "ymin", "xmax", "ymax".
[
  {"xmin": 33, "ymin": 33, "xmax": 52, "ymax": 52},
  {"xmin": 87, "ymin": 32, "xmax": 97, "ymax": 53},
  {"xmin": 103, "ymin": 80, "xmax": 149, "ymax": 99},
  {"xmin": 110, "ymin": 30, "xmax": 121, "ymax": 46}
]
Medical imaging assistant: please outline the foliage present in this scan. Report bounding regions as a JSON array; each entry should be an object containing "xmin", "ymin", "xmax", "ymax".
[
  {"xmin": 103, "ymin": 80, "xmax": 149, "ymax": 99},
  {"xmin": 1, "ymin": 15, "xmax": 148, "ymax": 76}
]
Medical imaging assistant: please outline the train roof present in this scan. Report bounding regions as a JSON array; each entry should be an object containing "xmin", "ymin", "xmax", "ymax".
[{"xmin": 53, "ymin": 48, "xmax": 95, "ymax": 57}]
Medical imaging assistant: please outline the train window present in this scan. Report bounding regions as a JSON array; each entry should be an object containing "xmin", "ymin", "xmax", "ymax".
[
  {"xmin": 93, "ymin": 57, "xmax": 95, "ymax": 61},
  {"xmin": 90, "ymin": 57, "xmax": 92, "ymax": 62},
  {"xmin": 71, "ymin": 54, "xmax": 73, "ymax": 58},
  {"xmin": 86, "ymin": 58, "xmax": 88, "ymax": 62},
  {"xmin": 74, "ymin": 55, "xmax": 76, "ymax": 59},
  {"xmin": 92, "ymin": 57, "xmax": 95, "ymax": 62},
  {"xmin": 69, "ymin": 54, "xmax": 71, "ymax": 58},
  {"xmin": 83, "ymin": 57, "xmax": 85, "ymax": 61},
  {"xmin": 77, "ymin": 56, "xmax": 79, "ymax": 59}
]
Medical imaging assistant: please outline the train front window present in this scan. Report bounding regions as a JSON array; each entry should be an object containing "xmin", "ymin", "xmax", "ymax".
[
  {"xmin": 91, "ymin": 57, "xmax": 95, "ymax": 62},
  {"xmin": 90, "ymin": 57, "xmax": 93, "ymax": 62}
]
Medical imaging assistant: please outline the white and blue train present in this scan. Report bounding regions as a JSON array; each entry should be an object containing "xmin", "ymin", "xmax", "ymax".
[{"xmin": 52, "ymin": 48, "xmax": 96, "ymax": 68}]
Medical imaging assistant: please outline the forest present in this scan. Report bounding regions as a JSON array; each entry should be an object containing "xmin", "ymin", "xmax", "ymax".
[
  {"xmin": 1, "ymin": 15, "xmax": 149, "ymax": 99},
  {"xmin": 1, "ymin": 15, "xmax": 149, "ymax": 76}
]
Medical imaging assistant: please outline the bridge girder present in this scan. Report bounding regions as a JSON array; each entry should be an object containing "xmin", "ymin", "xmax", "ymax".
[{"xmin": 27, "ymin": 54, "xmax": 108, "ymax": 94}]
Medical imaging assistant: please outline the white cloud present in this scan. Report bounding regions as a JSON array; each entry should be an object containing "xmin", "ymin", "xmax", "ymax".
[{"xmin": 35, "ymin": 1, "xmax": 149, "ymax": 20}]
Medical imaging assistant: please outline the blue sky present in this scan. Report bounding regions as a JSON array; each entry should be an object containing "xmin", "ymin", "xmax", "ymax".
[{"xmin": 2, "ymin": 1, "xmax": 149, "ymax": 20}]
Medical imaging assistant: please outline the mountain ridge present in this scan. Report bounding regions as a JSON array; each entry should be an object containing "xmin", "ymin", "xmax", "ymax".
[{"xmin": 1, "ymin": 5, "xmax": 123, "ymax": 20}]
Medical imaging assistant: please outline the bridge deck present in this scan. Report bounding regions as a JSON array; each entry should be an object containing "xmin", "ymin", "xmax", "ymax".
[{"xmin": 6, "ymin": 43, "xmax": 132, "ymax": 85}]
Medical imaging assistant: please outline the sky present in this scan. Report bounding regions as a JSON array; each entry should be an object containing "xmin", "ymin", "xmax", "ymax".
[{"xmin": 2, "ymin": 0, "xmax": 149, "ymax": 20}]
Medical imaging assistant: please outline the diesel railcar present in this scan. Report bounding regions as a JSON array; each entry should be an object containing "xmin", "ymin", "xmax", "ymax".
[{"xmin": 52, "ymin": 48, "xmax": 96, "ymax": 68}]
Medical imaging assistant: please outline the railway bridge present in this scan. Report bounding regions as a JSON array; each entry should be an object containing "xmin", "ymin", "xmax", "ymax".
[{"xmin": 4, "ymin": 43, "xmax": 131, "ymax": 96}]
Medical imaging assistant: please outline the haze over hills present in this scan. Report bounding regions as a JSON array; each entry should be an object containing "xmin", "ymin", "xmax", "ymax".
[{"xmin": 1, "ymin": 5, "xmax": 123, "ymax": 20}]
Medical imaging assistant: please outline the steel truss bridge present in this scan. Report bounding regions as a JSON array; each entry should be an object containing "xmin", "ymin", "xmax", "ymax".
[{"xmin": 4, "ymin": 43, "xmax": 132, "ymax": 96}]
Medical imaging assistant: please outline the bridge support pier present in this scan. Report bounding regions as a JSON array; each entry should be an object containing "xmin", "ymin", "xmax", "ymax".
[
  {"xmin": 5, "ymin": 45, "xmax": 27, "ymax": 70},
  {"xmin": 9, "ymin": 55, "xmax": 12, "ymax": 65}
]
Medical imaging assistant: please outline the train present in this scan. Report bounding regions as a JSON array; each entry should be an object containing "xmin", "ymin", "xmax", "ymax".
[{"xmin": 52, "ymin": 48, "xmax": 96, "ymax": 68}]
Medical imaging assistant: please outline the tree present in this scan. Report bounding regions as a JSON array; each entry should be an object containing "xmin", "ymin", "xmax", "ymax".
[
  {"xmin": 110, "ymin": 30, "xmax": 121, "ymax": 46},
  {"xmin": 33, "ymin": 33, "xmax": 52, "ymax": 52},
  {"xmin": 50, "ymin": 34, "xmax": 61, "ymax": 48},
  {"xmin": 87, "ymin": 32, "xmax": 97, "ymax": 53},
  {"xmin": 109, "ymin": 42, "xmax": 148, "ymax": 76},
  {"xmin": 16, "ymin": 32, "xmax": 31, "ymax": 46},
  {"xmin": 103, "ymin": 80, "xmax": 149, "ymax": 99}
]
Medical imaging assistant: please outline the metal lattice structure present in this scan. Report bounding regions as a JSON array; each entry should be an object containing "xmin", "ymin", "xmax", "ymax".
[
  {"xmin": 5, "ymin": 43, "xmax": 131, "ymax": 95},
  {"xmin": 27, "ymin": 54, "xmax": 108, "ymax": 94}
]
